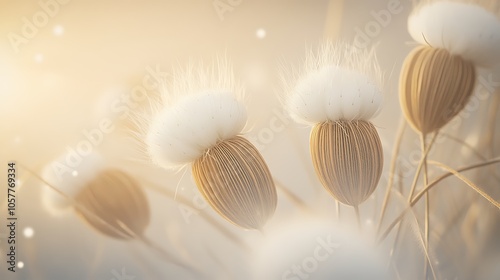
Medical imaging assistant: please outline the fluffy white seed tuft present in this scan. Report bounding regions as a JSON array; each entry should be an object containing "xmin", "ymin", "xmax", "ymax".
[
  {"xmin": 281, "ymin": 42, "xmax": 383, "ymax": 125},
  {"xmin": 145, "ymin": 60, "xmax": 247, "ymax": 171},
  {"xmin": 409, "ymin": 1, "xmax": 500, "ymax": 68}
]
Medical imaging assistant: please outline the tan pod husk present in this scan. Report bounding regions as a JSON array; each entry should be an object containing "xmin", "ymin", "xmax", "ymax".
[
  {"xmin": 75, "ymin": 169, "xmax": 150, "ymax": 239},
  {"xmin": 192, "ymin": 136, "xmax": 277, "ymax": 230},
  {"xmin": 400, "ymin": 46, "xmax": 476, "ymax": 135},
  {"xmin": 310, "ymin": 120, "xmax": 383, "ymax": 206}
]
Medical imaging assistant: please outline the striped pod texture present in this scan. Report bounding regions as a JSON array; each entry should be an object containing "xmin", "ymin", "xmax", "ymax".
[
  {"xmin": 310, "ymin": 120, "xmax": 383, "ymax": 206},
  {"xmin": 144, "ymin": 60, "xmax": 278, "ymax": 230},
  {"xmin": 192, "ymin": 136, "xmax": 277, "ymax": 230},
  {"xmin": 400, "ymin": 46, "xmax": 476, "ymax": 135},
  {"xmin": 75, "ymin": 169, "xmax": 150, "ymax": 239},
  {"xmin": 282, "ymin": 42, "xmax": 385, "ymax": 208}
]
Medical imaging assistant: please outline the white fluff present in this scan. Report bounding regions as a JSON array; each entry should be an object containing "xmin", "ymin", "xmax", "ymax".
[
  {"xmin": 253, "ymin": 219, "xmax": 391, "ymax": 280},
  {"xmin": 409, "ymin": 1, "xmax": 500, "ymax": 68},
  {"xmin": 41, "ymin": 151, "xmax": 105, "ymax": 215},
  {"xmin": 282, "ymin": 42, "xmax": 383, "ymax": 126},
  {"xmin": 145, "ymin": 60, "xmax": 247, "ymax": 170}
]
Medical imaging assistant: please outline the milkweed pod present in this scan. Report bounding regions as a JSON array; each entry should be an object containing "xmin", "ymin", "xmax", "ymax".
[
  {"xmin": 192, "ymin": 136, "xmax": 277, "ymax": 230},
  {"xmin": 74, "ymin": 169, "xmax": 150, "ymax": 239},
  {"xmin": 400, "ymin": 46, "xmax": 476, "ymax": 135},
  {"xmin": 310, "ymin": 120, "xmax": 383, "ymax": 206}
]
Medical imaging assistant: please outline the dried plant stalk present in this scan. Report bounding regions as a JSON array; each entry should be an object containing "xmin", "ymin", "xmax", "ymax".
[
  {"xmin": 310, "ymin": 120, "xmax": 383, "ymax": 206},
  {"xmin": 400, "ymin": 46, "xmax": 476, "ymax": 135},
  {"xmin": 75, "ymin": 169, "xmax": 150, "ymax": 239},
  {"xmin": 192, "ymin": 136, "xmax": 277, "ymax": 230}
]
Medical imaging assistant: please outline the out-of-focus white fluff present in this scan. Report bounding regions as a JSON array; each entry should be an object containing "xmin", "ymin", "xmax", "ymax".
[
  {"xmin": 41, "ymin": 151, "xmax": 105, "ymax": 216},
  {"xmin": 253, "ymin": 219, "xmax": 391, "ymax": 280},
  {"xmin": 282, "ymin": 42, "xmax": 383, "ymax": 126},
  {"xmin": 145, "ymin": 60, "xmax": 247, "ymax": 171},
  {"xmin": 409, "ymin": 1, "xmax": 500, "ymax": 68}
]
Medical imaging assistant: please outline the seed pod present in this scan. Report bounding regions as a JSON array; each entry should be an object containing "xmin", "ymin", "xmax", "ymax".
[
  {"xmin": 408, "ymin": 1, "xmax": 500, "ymax": 68},
  {"xmin": 310, "ymin": 120, "xmax": 383, "ymax": 206},
  {"xmin": 74, "ymin": 169, "xmax": 150, "ymax": 239},
  {"xmin": 42, "ymin": 152, "xmax": 150, "ymax": 239},
  {"xmin": 192, "ymin": 136, "xmax": 277, "ymax": 230},
  {"xmin": 400, "ymin": 46, "xmax": 476, "ymax": 135},
  {"xmin": 282, "ymin": 41, "xmax": 384, "ymax": 207},
  {"xmin": 144, "ymin": 59, "xmax": 278, "ymax": 230}
]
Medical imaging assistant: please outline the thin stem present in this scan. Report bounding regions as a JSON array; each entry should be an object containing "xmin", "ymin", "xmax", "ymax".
[
  {"xmin": 143, "ymin": 179, "xmax": 249, "ymax": 251},
  {"xmin": 378, "ymin": 157, "xmax": 500, "ymax": 244},
  {"xmin": 354, "ymin": 205, "xmax": 362, "ymax": 231},
  {"xmin": 427, "ymin": 160, "xmax": 500, "ymax": 209},
  {"xmin": 387, "ymin": 170, "xmax": 406, "ymax": 272},
  {"xmin": 377, "ymin": 118, "xmax": 407, "ymax": 234},
  {"xmin": 139, "ymin": 235, "xmax": 199, "ymax": 273},
  {"xmin": 421, "ymin": 133, "xmax": 430, "ymax": 280},
  {"xmin": 22, "ymin": 165, "xmax": 193, "ymax": 272},
  {"xmin": 408, "ymin": 131, "xmax": 438, "ymax": 202},
  {"xmin": 388, "ymin": 189, "xmax": 438, "ymax": 280},
  {"xmin": 487, "ymin": 92, "xmax": 500, "ymax": 158},
  {"xmin": 336, "ymin": 200, "xmax": 341, "ymax": 221},
  {"xmin": 274, "ymin": 178, "xmax": 313, "ymax": 214},
  {"xmin": 22, "ymin": 164, "xmax": 133, "ymax": 238},
  {"xmin": 385, "ymin": 131, "xmax": 437, "ymax": 274},
  {"xmin": 441, "ymin": 132, "xmax": 500, "ymax": 182}
]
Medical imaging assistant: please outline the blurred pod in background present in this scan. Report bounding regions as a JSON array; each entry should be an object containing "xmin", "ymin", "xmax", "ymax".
[{"xmin": 41, "ymin": 151, "xmax": 150, "ymax": 238}]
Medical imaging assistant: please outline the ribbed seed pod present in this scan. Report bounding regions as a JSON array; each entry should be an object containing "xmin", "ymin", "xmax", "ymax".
[
  {"xmin": 192, "ymin": 136, "xmax": 277, "ymax": 230},
  {"xmin": 74, "ymin": 169, "xmax": 150, "ymax": 239},
  {"xmin": 310, "ymin": 120, "xmax": 383, "ymax": 206},
  {"xmin": 400, "ymin": 46, "xmax": 476, "ymax": 135},
  {"xmin": 144, "ymin": 59, "xmax": 278, "ymax": 230}
]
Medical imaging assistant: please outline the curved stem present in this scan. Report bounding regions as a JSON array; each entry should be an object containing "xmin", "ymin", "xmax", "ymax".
[
  {"xmin": 21, "ymin": 165, "xmax": 193, "ymax": 273},
  {"xmin": 377, "ymin": 118, "xmax": 407, "ymax": 234},
  {"xmin": 407, "ymin": 131, "xmax": 438, "ymax": 202},
  {"xmin": 441, "ymin": 132, "xmax": 500, "ymax": 183},
  {"xmin": 386, "ymin": 169, "xmax": 405, "ymax": 269},
  {"xmin": 487, "ymin": 92, "xmax": 500, "ymax": 158},
  {"xmin": 378, "ymin": 157, "xmax": 500, "ymax": 244},
  {"xmin": 143, "ymin": 180, "xmax": 250, "ymax": 252},
  {"xmin": 421, "ymin": 133, "xmax": 430, "ymax": 280},
  {"xmin": 426, "ymin": 160, "xmax": 500, "ymax": 209},
  {"xmin": 386, "ymin": 131, "xmax": 437, "ymax": 272}
]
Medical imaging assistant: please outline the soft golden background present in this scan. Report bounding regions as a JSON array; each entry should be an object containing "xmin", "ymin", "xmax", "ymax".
[{"xmin": 1, "ymin": 0, "xmax": 499, "ymax": 279}]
